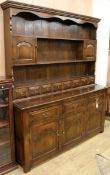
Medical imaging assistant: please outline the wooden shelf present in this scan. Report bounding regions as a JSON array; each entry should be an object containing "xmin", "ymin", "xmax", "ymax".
[
  {"xmin": 0, "ymin": 119, "xmax": 8, "ymax": 128},
  {"xmin": 12, "ymin": 34, "xmax": 96, "ymax": 41},
  {"xmin": 0, "ymin": 139, "xmax": 10, "ymax": 146},
  {"xmin": 0, "ymin": 104, "xmax": 8, "ymax": 108},
  {"xmin": 14, "ymin": 75, "xmax": 94, "ymax": 88},
  {"xmin": 13, "ymin": 60, "xmax": 95, "ymax": 67}
]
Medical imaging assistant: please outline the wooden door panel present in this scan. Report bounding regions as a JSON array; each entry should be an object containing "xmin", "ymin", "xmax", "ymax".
[
  {"xmin": 30, "ymin": 121, "xmax": 58, "ymax": 159},
  {"xmin": 83, "ymin": 40, "xmax": 96, "ymax": 60},
  {"xmin": 12, "ymin": 36, "xmax": 36, "ymax": 64},
  {"xmin": 61, "ymin": 112, "xmax": 83, "ymax": 148},
  {"xmin": 85, "ymin": 96, "xmax": 105, "ymax": 135}
]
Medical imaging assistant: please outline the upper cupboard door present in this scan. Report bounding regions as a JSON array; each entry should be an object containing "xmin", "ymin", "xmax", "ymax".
[
  {"xmin": 12, "ymin": 36, "xmax": 36, "ymax": 64},
  {"xmin": 83, "ymin": 40, "xmax": 96, "ymax": 61}
]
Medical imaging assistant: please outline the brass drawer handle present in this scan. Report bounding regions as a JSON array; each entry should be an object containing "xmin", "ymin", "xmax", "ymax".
[{"xmin": 43, "ymin": 112, "xmax": 48, "ymax": 118}]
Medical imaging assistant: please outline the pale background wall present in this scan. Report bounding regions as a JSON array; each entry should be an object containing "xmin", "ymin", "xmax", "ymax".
[
  {"xmin": 93, "ymin": 0, "xmax": 110, "ymax": 86},
  {"xmin": 0, "ymin": 0, "xmax": 110, "ymax": 86}
]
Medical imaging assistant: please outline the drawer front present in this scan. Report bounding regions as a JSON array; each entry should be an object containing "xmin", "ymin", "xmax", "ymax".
[
  {"xmin": 13, "ymin": 87, "xmax": 28, "ymax": 99},
  {"xmin": 81, "ymin": 77, "xmax": 88, "ymax": 86},
  {"xmin": 88, "ymin": 76, "xmax": 95, "ymax": 84},
  {"xmin": 53, "ymin": 82, "xmax": 62, "ymax": 92},
  {"xmin": 30, "ymin": 106, "xmax": 59, "ymax": 124},
  {"xmin": 88, "ymin": 92, "xmax": 105, "ymax": 104},
  {"xmin": 29, "ymin": 86, "xmax": 41, "ymax": 96},
  {"xmin": 41, "ymin": 84, "xmax": 51, "ymax": 94},
  {"xmin": 63, "ymin": 98, "xmax": 85, "ymax": 114},
  {"xmin": 72, "ymin": 79, "xmax": 80, "ymax": 88},
  {"xmin": 62, "ymin": 81, "xmax": 72, "ymax": 90}
]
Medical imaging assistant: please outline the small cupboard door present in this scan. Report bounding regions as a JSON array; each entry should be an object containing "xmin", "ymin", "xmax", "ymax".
[
  {"xmin": 12, "ymin": 36, "xmax": 36, "ymax": 64},
  {"xmin": 83, "ymin": 40, "xmax": 96, "ymax": 60}
]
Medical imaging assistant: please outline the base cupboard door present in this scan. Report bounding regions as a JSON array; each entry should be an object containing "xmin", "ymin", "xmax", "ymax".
[
  {"xmin": 30, "ymin": 121, "xmax": 59, "ymax": 161},
  {"xmin": 61, "ymin": 112, "xmax": 84, "ymax": 149},
  {"xmin": 85, "ymin": 93, "xmax": 105, "ymax": 135}
]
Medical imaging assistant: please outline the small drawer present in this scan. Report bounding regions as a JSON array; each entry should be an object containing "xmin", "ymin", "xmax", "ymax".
[
  {"xmin": 81, "ymin": 77, "xmax": 88, "ymax": 86},
  {"xmin": 63, "ymin": 98, "xmax": 85, "ymax": 114},
  {"xmin": 88, "ymin": 76, "xmax": 95, "ymax": 84},
  {"xmin": 30, "ymin": 106, "xmax": 59, "ymax": 124},
  {"xmin": 29, "ymin": 86, "xmax": 41, "ymax": 96},
  {"xmin": 88, "ymin": 92, "xmax": 104, "ymax": 104},
  {"xmin": 72, "ymin": 79, "xmax": 80, "ymax": 88},
  {"xmin": 53, "ymin": 82, "xmax": 62, "ymax": 92},
  {"xmin": 98, "ymin": 93, "xmax": 105, "ymax": 103},
  {"xmin": 62, "ymin": 81, "xmax": 72, "ymax": 90},
  {"xmin": 13, "ymin": 87, "xmax": 28, "ymax": 99},
  {"xmin": 41, "ymin": 84, "xmax": 51, "ymax": 94}
]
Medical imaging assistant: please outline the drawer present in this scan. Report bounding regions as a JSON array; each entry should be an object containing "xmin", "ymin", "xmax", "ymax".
[
  {"xmin": 88, "ymin": 76, "xmax": 95, "ymax": 84},
  {"xmin": 13, "ymin": 87, "xmax": 28, "ymax": 99},
  {"xmin": 88, "ymin": 92, "xmax": 105, "ymax": 104},
  {"xmin": 81, "ymin": 77, "xmax": 88, "ymax": 86},
  {"xmin": 30, "ymin": 106, "xmax": 59, "ymax": 124},
  {"xmin": 63, "ymin": 99, "xmax": 85, "ymax": 113},
  {"xmin": 62, "ymin": 81, "xmax": 72, "ymax": 90},
  {"xmin": 29, "ymin": 86, "xmax": 41, "ymax": 96},
  {"xmin": 72, "ymin": 79, "xmax": 80, "ymax": 88},
  {"xmin": 41, "ymin": 84, "xmax": 51, "ymax": 94},
  {"xmin": 53, "ymin": 82, "xmax": 62, "ymax": 92}
]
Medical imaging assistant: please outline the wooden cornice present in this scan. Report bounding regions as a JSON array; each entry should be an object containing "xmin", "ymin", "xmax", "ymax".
[{"xmin": 1, "ymin": 0, "xmax": 100, "ymax": 25}]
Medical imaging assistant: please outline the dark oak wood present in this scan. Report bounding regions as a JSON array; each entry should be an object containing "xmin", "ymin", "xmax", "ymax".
[
  {"xmin": 106, "ymin": 86, "xmax": 110, "ymax": 117},
  {"xmin": 1, "ymin": 1, "xmax": 106, "ymax": 173},
  {"xmin": 0, "ymin": 77, "xmax": 17, "ymax": 175}
]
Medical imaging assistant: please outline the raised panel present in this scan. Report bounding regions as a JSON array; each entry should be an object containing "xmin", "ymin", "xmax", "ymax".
[
  {"xmin": 83, "ymin": 40, "xmax": 96, "ymax": 60},
  {"xmin": 30, "ymin": 122, "xmax": 58, "ymax": 159},
  {"xmin": 61, "ymin": 112, "xmax": 83, "ymax": 148},
  {"xmin": 12, "ymin": 36, "xmax": 36, "ymax": 64},
  {"xmin": 85, "ymin": 94, "xmax": 105, "ymax": 135}
]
